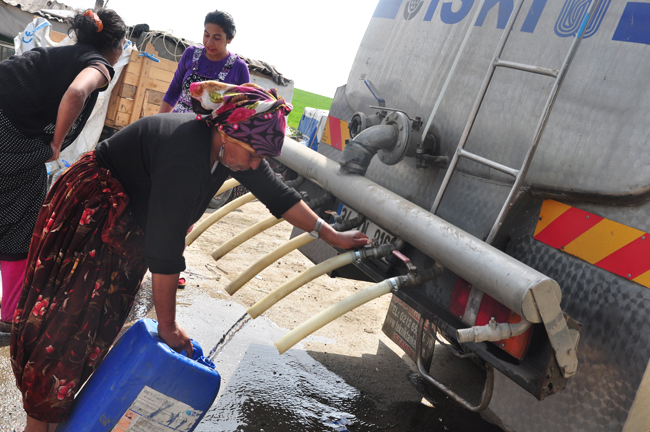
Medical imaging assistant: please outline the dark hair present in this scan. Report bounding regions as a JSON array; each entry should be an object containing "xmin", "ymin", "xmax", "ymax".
[
  {"xmin": 204, "ymin": 10, "xmax": 236, "ymax": 40},
  {"xmin": 67, "ymin": 8, "xmax": 127, "ymax": 51}
]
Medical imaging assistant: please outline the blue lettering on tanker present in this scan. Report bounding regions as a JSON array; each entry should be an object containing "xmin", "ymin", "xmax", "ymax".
[
  {"xmin": 474, "ymin": 0, "xmax": 514, "ymax": 29},
  {"xmin": 554, "ymin": 0, "xmax": 611, "ymax": 38},
  {"xmin": 423, "ymin": 0, "xmax": 440, "ymax": 21},
  {"xmin": 612, "ymin": 2, "xmax": 650, "ymax": 45},
  {"xmin": 373, "ymin": 0, "xmax": 402, "ymax": 19},
  {"xmin": 374, "ymin": 0, "xmax": 650, "ymax": 46},
  {"xmin": 440, "ymin": 0, "xmax": 475, "ymax": 24},
  {"xmin": 520, "ymin": 0, "xmax": 548, "ymax": 33}
]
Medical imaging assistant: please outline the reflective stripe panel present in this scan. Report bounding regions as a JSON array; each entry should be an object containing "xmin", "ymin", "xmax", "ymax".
[
  {"xmin": 534, "ymin": 206, "xmax": 603, "ymax": 250},
  {"xmin": 534, "ymin": 200, "xmax": 650, "ymax": 289},
  {"xmin": 320, "ymin": 116, "xmax": 350, "ymax": 151},
  {"xmin": 563, "ymin": 219, "xmax": 644, "ymax": 264},
  {"xmin": 533, "ymin": 199, "xmax": 571, "ymax": 236}
]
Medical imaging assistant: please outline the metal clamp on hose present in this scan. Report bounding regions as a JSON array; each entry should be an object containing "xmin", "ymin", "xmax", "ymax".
[{"xmin": 309, "ymin": 217, "xmax": 325, "ymax": 239}]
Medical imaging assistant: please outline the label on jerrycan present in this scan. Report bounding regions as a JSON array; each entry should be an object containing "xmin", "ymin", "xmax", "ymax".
[{"xmin": 111, "ymin": 386, "xmax": 202, "ymax": 432}]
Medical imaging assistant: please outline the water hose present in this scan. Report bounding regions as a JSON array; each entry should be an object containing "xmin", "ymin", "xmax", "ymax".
[
  {"xmin": 457, "ymin": 317, "xmax": 532, "ymax": 343},
  {"xmin": 211, "ymin": 216, "xmax": 284, "ymax": 261},
  {"xmin": 224, "ymin": 232, "xmax": 315, "ymax": 295},
  {"xmin": 209, "ymin": 193, "xmax": 332, "ymax": 262},
  {"xmin": 186, "ymin": 192, "xmax": 256, "ymax": 246},
  {"xmin": 275, "ymin": 278, "xmax": 398, "ymax": 354},
  {"xmin": 216, "ymin": 178, "xmax": 240, "ymax": 196},
  {"xmin": 247, "ymin": 243, "xmax": 396, "ymax": 319},
  {"xmin": 275, "ymin": 265, "xmax": 443, "ymax": 354}
]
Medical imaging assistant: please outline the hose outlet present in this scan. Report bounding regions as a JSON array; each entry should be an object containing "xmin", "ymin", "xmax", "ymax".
[
  {"xmin": 457, "ymin": 317, "xmax": 532, "ymax": 344},
  {"xmin": 340, "ymin": 124, "xmax": 399, "ymax": 175}
]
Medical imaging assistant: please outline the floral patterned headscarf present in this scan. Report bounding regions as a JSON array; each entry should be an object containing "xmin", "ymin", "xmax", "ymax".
[{"xmin": 190, "ymin": 81, "xmax": 292, "ymax": 157}]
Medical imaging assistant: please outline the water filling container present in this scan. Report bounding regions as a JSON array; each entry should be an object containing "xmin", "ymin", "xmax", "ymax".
[{"xmin": 58, "ymin": 318, "xmax": 221, "ymax": 432}]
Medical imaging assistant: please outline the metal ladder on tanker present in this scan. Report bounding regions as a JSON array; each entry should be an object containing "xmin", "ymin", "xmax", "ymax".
[
  {"xmin": 415, "ymin": 0, "xmax": 601, "ymax": 412},
  {"xmin": 430, "ymin": 0, "xmax": 602, "ymax": 245}
]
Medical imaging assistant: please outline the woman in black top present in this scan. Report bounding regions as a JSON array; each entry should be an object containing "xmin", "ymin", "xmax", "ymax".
[
  {"xmin": 10, "ymin": 82, "xmax": 369, "ymax": 431},
  {"xmin": 0, "ymin": 9, "xmax": 126, "ymax": 333}
]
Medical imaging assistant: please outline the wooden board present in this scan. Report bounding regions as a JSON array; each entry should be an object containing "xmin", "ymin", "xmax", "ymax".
[
  {"xmin": 104, "ymin": 42, "xmax": 178, "ymax": 130},
  {"xmin": 50, "ymin": 30, "xmax": 67, "ymax": 43}
]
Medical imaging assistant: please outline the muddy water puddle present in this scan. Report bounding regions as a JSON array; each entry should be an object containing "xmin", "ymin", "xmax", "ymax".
[{"xmin": 0, "ymin": 281, "xmax": 501, "ymax": 432}]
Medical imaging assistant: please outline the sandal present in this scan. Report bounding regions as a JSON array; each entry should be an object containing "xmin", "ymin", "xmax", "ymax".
[{"xmin": 177, "ymin": 277, "xmax": 186, "ymax": 290}]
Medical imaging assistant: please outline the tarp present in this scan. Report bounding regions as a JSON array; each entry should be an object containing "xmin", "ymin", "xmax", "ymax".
[
  {"xmin": 0, "ymin": 0, "xmax": 70, "ymax": 41},
  {"xmin": 14, "ymin": 17, "xmax": 134, "ymax": 170},
  {"xmin": 297, "ymin": 107, "xmax": 329, "ymax": 150}
]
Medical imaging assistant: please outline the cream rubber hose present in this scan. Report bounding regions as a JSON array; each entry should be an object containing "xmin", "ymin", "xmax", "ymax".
[
  {"xmin": 211, "ymin": 215, "xmax": 285, "ymax": 261},
  {"xmin": 225, "ymin": 232, "xmax": 315, "ymax": 295},
  {"xmin": 247, "ymin": 251, "xmax": 357, "ymax": 319},
  {"xmin": 186, "ymin": 192, "xmax": 255, "ymax": 246},
  {"xmin": 274, "ymin": 278, "xmax": 397, "ymax": 354}
]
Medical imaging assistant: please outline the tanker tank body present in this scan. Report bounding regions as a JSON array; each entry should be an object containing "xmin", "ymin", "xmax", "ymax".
[{"xmin": 277, "ymin": 1, "xmax": 650, "ymax": 431}]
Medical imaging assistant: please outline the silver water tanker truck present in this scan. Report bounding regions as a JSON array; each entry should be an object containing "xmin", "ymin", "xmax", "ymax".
[{"xmin": 273, "ymin": 0, "xmax": 650, "ymax": 430}]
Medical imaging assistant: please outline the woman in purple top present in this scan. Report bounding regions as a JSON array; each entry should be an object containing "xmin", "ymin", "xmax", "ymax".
[{"xmin": 159, "ymin": 10, "xmax": 250, "ymax": 114}]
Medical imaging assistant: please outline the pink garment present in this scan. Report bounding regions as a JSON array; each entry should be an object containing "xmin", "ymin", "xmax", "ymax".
[{"xmin": 1, "ymin": 259, "xmax": 27, "ymax": 322}]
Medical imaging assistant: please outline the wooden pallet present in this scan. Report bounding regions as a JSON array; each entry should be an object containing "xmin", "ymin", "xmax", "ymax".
[{"xmin": 104, "ymin": 43, "xmax": 177, "ymax": 129}]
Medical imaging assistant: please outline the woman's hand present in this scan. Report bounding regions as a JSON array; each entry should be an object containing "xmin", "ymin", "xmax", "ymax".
[
  {"xmin": 321, "ymin": 229, "xmax": 371, "ymax": 250},
  {"xmin": 158, "ymin": 321, "xmax": 194, "ymax": 358},
  {"xmin": 151, "ymin": 273, "xmax": 193, "ymax": 357},
  {"xmin": 47, "ymin": 141, "xmax": 61, "ymax": 162},
  {"xmin": 282, "ymin": 201, "xmax": 371, "ymax": 250}
]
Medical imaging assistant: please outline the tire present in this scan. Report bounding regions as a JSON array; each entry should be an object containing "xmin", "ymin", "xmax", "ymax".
[{"xmin": 208, "ymin": 189, "xmax": 232, "ymax": 209}]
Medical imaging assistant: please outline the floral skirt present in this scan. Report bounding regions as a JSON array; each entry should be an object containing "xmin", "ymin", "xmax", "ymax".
[{"xmin": 10, "ymin": 152, "xmax": 147, "ymax": 423}]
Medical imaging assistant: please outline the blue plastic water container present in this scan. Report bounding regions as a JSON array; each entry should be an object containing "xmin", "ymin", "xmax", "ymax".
[{"xmin": 58, "ymin": 318, "xmax": 221, "ymax": 432}]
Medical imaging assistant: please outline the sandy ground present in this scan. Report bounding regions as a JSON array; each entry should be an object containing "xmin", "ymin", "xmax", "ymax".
[
  {"xmin": 183, "ymin": 200, "xmax": 422, "ymax": 409},
  {"xmin": 0, "ymin": 199, "xmax": 502, "ymax": 431}
]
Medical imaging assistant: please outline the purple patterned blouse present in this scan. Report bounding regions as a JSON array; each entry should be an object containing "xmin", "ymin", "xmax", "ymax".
[{"xmin": 162, "ymin": 45, "xmax": 250, "ymax": 108}]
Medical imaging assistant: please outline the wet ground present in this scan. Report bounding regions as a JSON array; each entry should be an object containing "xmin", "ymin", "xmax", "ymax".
[
  {"xmin": 0, "ymin": 236, "xmax": 501, "ymax": 432},
  {"xmin": 0, "ymin": 280, "xmax": 504, "ymax": 432}
]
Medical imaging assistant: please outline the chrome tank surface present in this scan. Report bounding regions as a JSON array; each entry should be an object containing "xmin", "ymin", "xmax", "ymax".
[{"xmin": 331, "ymin": 0, "xmax": 650, "ymax": 203}]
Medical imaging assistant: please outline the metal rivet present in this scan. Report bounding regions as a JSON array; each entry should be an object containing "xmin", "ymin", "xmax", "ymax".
[
  {"xmin": 500, "ymin": 343, "xmax": 505, "ymax": 348},
  {"xmin": 561, "ymin": 246, "xmax": 565, "ymax": 250},
  {"xmin": 459, "ymin": 315, "xmax": 463, "ymax": 319},
  {"xmin": 586, "ymin": 215, "xmax": 589, "ymax": 219},
  {"xmin": 642, "ymin": 236, "xmax": 646, "ymax": 240},
  {"xmin": 627, "ymin": 274, "xmax": 632, "ymax": 278}
]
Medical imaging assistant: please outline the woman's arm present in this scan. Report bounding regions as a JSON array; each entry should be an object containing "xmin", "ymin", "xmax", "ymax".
[
  {"xmin": 152, "ymin": 272, "xmax": 194, "ymax": 357},
  {"xmin": 158, "ymin": 101, "xmax": 175, "ymax": 114},
  {"xmin": 282, "ymin": 200, "xmax": 371, "ymax": 249},
  {"xmin": 160, "ymin": 47, "xmax": 192, "ymax": 112},
  {"xmin": 48, "ymin": 67, "xmax": 107, "ymax": 161}
]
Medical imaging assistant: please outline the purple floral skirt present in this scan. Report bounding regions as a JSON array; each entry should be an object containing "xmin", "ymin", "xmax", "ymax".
[{"xmin": 10, "ymin": 152, "xmax": 148, "ymax": 423}]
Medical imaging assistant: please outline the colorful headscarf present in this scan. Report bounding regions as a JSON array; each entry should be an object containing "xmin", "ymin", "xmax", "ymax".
[{"xmin": 190, "ymin": 81, "xmax": 292, "ymax": 157}]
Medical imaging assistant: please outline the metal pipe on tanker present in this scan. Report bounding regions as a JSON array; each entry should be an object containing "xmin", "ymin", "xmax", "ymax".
[{"xmin": 276, "ymin": 139, "xmax": 560, "ymax": 324}]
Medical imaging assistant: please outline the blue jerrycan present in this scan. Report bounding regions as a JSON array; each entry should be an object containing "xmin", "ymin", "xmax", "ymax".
[{"xmin": 58, "ymin": 318, "xmax": 221, "ymax": 432}]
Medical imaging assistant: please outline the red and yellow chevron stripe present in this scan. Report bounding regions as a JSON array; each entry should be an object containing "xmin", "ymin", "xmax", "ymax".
[
  {"xmin": 320, "ymin": 116, "xmax": 350, "ymax": 151},
  {"xmin": 534, "ymin": 200, "xmax": 650, "ymax": 288}
]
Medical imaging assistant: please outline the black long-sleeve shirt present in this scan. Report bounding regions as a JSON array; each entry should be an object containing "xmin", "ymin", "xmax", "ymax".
[{"xmin": 95, "ymin": 113, "xmax": 301, "ymax": 274}]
